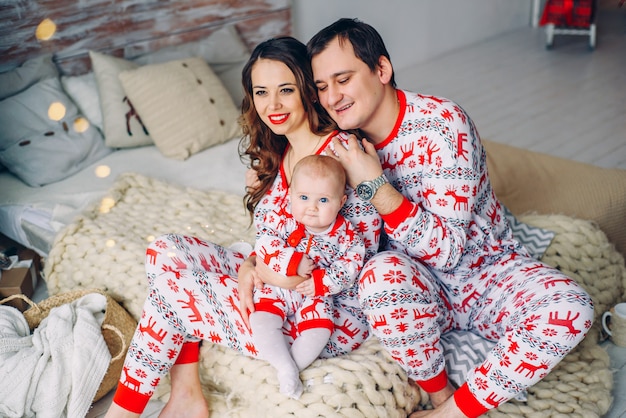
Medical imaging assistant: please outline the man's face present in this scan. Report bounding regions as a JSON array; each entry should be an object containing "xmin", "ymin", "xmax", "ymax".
[{"xmin": 311, "ymin": 37, "xmax": 386, "ymax": 135}]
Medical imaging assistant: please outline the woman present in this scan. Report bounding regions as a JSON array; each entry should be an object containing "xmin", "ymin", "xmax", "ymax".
[{"xmin": 105, "ymin": 37, "xmax": 381, "ymax": 417}]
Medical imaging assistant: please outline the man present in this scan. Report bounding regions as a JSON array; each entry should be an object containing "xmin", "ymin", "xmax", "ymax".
[{"xmin": 307, "ymin": 18, "xmax": 594, "ymax": 418}]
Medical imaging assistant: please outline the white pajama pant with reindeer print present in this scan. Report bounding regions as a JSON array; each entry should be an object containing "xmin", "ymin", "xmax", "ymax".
[
  {"xmin": 112, "ymin": 233, "xmax": 369, "ymax": 413},
  {"xmin": 359, "ymin": 250, "xmax": 594, "ymax": 418}
]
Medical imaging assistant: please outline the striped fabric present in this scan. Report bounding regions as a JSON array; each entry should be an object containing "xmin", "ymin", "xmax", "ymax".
[
  {"xmin": 441, "ymin": 331, "xmax": 528, "ymax": 402},
  {"xmin": 503, "ymin": 206, "xmax": 555, "ymax": 259}
]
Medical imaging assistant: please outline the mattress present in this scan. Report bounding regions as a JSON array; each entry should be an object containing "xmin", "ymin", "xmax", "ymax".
[{"xmin": 0, "ymin": 137, "xmax": 248, "ymax": 256}]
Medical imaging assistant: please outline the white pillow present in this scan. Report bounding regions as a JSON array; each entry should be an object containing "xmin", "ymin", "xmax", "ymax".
[
  {"xmin": 0, "ymin": 77, "xmax": 112, "ymax": 187},
  {"xmin": 89, "ymin": 50, "xmax": 153, "ymax": 149},
  {"xmin": 133, "ymin": 25, "xmax": 249, "ymax": 105},
  {"xmin": 119, "ymin": 57, "xmax": 241, "ymax": 160},
  {"xmin": 61, "ymin": 72, "xmax": 103, "ymax": 132}
]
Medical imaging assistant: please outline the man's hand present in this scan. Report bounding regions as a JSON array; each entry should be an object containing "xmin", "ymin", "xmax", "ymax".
[{"xmin": 330, "ymin": 134, "xmax": 382, "ymax": 188}]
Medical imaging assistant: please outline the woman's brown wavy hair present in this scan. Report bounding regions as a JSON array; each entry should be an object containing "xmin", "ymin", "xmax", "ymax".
[{"xmin": 239, "ymin": 36, "xmax": 338, "ymax": 218}]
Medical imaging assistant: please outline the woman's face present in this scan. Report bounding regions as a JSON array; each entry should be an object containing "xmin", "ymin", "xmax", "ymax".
[{"xmin": 251, "ymin": 58, "xmax": 308, "ymax": 138}]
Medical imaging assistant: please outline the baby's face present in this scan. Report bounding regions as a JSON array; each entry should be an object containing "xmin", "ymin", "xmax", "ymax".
[{"xmin": 290, "ymin": 172, "xmax": 346, "ymax": 233}]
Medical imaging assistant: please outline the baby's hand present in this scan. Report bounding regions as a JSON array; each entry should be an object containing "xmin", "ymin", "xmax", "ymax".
[
  {"xmin": 296, "ymin": 255, "xmax": 314, "ymax": 277},
  {"xmin": 295, "ymin": 278, "xmax": 315, "ymax": 297}
]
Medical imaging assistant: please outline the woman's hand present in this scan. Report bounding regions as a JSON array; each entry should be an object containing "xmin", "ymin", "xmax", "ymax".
[
  {"xmin": 245, "ymin": 168, "xmax": 261, "ymax": 190},
  {"xmin": 255, "ymin": 258, "xmax": 307, "ymax": 290},
  {"xmin": 237, "ymin": 255, "xmax": 260, "ymax": 329},
  {"xmin": 295, "ymin": 278, "xmax": 316, "ymax": 297}
]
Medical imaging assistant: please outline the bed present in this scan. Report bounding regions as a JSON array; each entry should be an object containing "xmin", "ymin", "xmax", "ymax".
[{"xmin": 1, "ymin": 1, "xmax": 625, "ymax": 417}]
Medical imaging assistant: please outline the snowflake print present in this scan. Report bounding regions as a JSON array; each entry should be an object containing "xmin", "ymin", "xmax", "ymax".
[
  {"xmin": 525, "ymin": 352, "xmax": 538, "ymax": 361},
  {"xmin": 429, "ymin": 237, "xmax": 437, "ymax": 248},
  {"xmin": 204, "ymin": 312, "xmax": 215, "ymax": 326},
  {"xmin": 167, "ymin": 278, "xmax": 179, "ymax": 293},
  {"xmin": 415, "ymin": 322, "xmax": 424, "ymax": 330},
  {"xmin": 461, "ymin": 184, "xmax": 470, "ymax": 193},
  {"xmin": 337, "ymin": 335, "xmax": 348, "ymax": 345},
  {"xmin": 171, "ymin": 333, "xmax": 184, "ymax": 345},
  {"xmin": 383, "ymin": 269, "xmax": 407, "ymax": 284},
  {"xmin": 474, "ymin": 377, "xmax": 488, "ymax": 390},
  {"xmin": 499, "ymin": 354, "xmax": 511, "ymax": 368},
  {"xmin": 155, "ymin": 240, "xmax": 168, "ymax": 249},
  {"xmin": 406, "ymin": 348, "xmax": 418, "ymax": 358},
  {"xmin": 408, "ymin": 359, "xmax": 423, "ymax": 368},
  {"xmin": 136, "ymin": 368, "xmax": 147, "ymax": 379},
  {"xmin": 391, "ymin": 307, "xmax": 409, "ymax": 320},
  {"xmin": 543, "ymin": 328, "xmax": 557, "ymax": 337},
  {"xmin": 192, "ymin": 329, "xmax": 204, "ymax": 339},
  {"xmin": 436, "ymin": 198, "xmax": 448, "ymax": 207},
  {"xmin": 147, "ymin": 342, "xmax": 161, "ymax": 353},
  {"xmin": 383, "ymin": 328, "xmax": 392, "ymax": 335}
]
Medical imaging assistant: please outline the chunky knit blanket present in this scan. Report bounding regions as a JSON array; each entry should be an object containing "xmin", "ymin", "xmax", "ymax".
[{"xmin": 44, "ymin": 172, "xmax": 626, "ymax": 417}]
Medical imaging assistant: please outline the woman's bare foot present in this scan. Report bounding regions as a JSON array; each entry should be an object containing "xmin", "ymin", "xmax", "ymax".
[
  {"xmin": 160, "ymin": 362, "xmax": 209, "ymax": 418},
  {"xmin": 104, "ymin": 401, "xmax": 140, "ymax": 418},
  {"xmin": 428, "ymin": 381, "xmax": 455, "ymax": 408}
]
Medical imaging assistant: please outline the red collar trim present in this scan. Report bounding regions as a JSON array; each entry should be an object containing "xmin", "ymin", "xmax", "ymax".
[{"xmin": 375, "ymin": 89, "xmax": 406, "ymax": 149}]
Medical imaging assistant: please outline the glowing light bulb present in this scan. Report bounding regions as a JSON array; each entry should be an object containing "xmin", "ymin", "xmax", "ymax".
[
  {"xmin": 48, "ymin": 102, "xmax": 66, "ymax": 121},
  {"xmin": 99, "ymin": 197, "xmax": 116, "ymax": 213},
  {"xmin": 36, "ymin": 18, "xmax": 57, "ymax": 41},
  {"xmin": 95, "ymin": 165, "xmax": 111, "ymax": 178},
  {"xmin": 73, "ymin": 116, "xmax": 90, "ymax": 133}
]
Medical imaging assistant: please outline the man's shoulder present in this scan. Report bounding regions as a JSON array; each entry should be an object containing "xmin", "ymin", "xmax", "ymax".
[{"xmin": 402, "ymin": 90, "xmax": 457, "ymax": 108}]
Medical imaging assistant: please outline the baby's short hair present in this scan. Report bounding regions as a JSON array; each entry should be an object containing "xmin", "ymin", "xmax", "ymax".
[{"xmin": 292, "ymin": 154, "xmax": 346, "ymax": 191}]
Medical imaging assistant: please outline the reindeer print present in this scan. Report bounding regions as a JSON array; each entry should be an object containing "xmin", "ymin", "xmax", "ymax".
[
  {"xmin": 177, "ymin": 289, "xmax": 204, "ymax": 323},
  {"xmin": 123, "ymin": 96, "xmax": 148, "ymax": 136}
]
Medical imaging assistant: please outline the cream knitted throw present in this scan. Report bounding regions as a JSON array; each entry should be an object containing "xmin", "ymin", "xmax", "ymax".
[{"xmin": 44, "ymin": 173, "xmax": 626, "ymax": 417}]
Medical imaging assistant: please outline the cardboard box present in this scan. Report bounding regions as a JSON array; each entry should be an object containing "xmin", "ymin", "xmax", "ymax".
[
  {"xmin": 0, "ymin": 260, "xmax": 36, "ymax": 311},
  {"xmin": 0, "ymin": 234, "xmax": 41, "ymax": 311}
]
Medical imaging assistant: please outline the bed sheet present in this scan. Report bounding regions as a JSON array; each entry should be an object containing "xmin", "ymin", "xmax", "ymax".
[{"xmin": 0, "ymin": 137, "xmax": 248, "ymax": 255}]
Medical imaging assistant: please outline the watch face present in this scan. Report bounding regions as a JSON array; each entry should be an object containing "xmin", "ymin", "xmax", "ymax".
[{"xmin": 356, "ymin": 183, "xmax": 374, "ymax": 200}]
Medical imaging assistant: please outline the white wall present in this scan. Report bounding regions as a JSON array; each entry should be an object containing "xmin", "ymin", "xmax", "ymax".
[{"xmin": 292, "ymin": 0, "xmax": 532, "ymax": 72}]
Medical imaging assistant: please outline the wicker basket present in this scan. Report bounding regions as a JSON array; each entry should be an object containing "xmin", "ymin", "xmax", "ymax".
[{"xmin": 0, "ymin": 288, "xmax": 137, "ymax": 402}]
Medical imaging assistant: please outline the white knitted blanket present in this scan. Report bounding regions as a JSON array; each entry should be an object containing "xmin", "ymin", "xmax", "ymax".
[
  {"xmin": 43, "ymin": 173, "xmax": 626, "ymax": 417},
  {"xmin": 0, "ymin": 293, "xmax": 110, "ymax": 418}
]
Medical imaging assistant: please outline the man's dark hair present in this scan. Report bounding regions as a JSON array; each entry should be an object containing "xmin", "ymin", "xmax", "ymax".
[{"xmin": 307, "ymin": 18, "xmax": 396, "ymax": 88}]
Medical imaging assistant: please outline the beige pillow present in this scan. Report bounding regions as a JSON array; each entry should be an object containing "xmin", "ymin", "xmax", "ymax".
[
  {"xmin": 118, "ymin": 57, "xmax": 241, "ymax": 160},
  {"xmin": 483, "ymin": 139, "xmax": 626, "ymax": 259},
  {"xmin": 89, "ymin": 51, "xmax": 153, "ymax": 148}
]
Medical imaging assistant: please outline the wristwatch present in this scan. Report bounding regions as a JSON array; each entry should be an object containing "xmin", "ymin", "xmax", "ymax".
[{"xmin": 356, "ymin": 173, "xmax": 388, "ymax": 201}]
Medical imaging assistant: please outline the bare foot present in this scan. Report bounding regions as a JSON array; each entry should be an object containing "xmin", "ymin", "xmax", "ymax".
[
  {"xmin": 160, "ymin": 362, "xmax": 209, "ymax": 418},
  {"xmin": 409, "ymin": 395, "xmax": 467, "ymax": 418},
  {"xmin": 428, "ymin": 381, "xmax": 455, "ymax": 408},
  {"xmin": 104, "ymin": 402, "xmax": 140, "ymax": 418}
]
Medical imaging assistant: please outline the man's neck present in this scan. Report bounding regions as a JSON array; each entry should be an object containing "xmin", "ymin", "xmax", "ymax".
[{"xmin": 360, "ymin": 87, "xmax": 401, "ymax": 145}]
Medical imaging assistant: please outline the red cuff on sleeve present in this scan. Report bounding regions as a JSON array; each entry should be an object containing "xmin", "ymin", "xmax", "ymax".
[
  {"xmin": 286, "ymin": 251, "xmax": 304, "ymax": 276},
  {"xmin": 175, "ymin": 341, "xmax": 200, "ymax": 364},
  {"xmin": 312, "ymin": 268, "xmax": 328, "ymax": 296},
  {"xmin": 381, "ymin": 197, "xmax": 416, "ymax": 230},
  {"xmin": 113, "ymin": 382, "xmax": 151, "ymax": 414},
  {"xmin": 454, "ymin": 383, "xmax": 489, "ymax": 418},
  {"xmin": 414, "ymin": 369, "xmax": 448, "ymax": 393}
]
